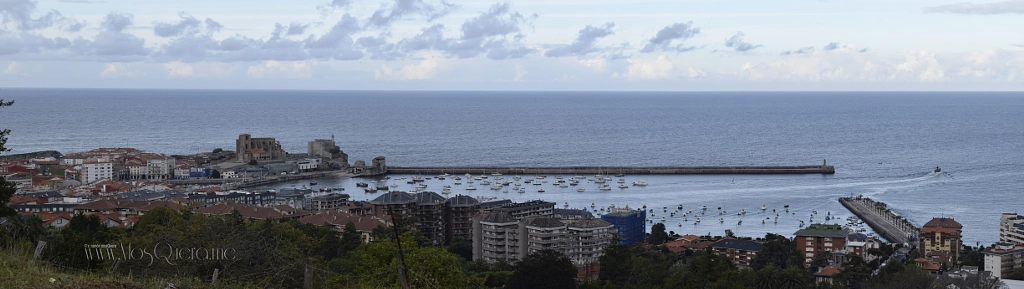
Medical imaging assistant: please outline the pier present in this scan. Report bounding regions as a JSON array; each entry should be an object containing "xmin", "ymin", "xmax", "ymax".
[
  {"xmin": 839, "ymin": 197, "xmax": 919, "ymax": 245},
  {"xmin": 385, "ymin": 165, "xmax": 835, "ymax": 175}
]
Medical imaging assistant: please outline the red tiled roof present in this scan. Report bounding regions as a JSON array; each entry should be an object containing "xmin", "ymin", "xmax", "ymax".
[
  {"xmin": 922, "ymin": 217, "xmax": 962, "ymax": 229},
  {"xmin": 815, "ymin": 264, "xmax": 842, "ymax": 277}
]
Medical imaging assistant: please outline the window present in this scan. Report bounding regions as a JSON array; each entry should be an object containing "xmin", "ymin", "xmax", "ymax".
[
  {"xmin": 806, "ymin": 247, "xmax": 813, "ymax": 252},
  {"xmin": 825, "ymin": 242, "xmax": 832, "ymax": 247},
  {"xmin": 806, "ymin": 241, "xmax": 812, "ymax": 246},
  {"xmin": 806, "ymin": 253, "xmax": 813, "ymax": 257}
]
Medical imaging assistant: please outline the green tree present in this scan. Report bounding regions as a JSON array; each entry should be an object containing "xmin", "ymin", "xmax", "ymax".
[
  {"xmin": 836, "ymin": 256, "xmax": 872, "ymax": 289},
  {"xmin": 347, "ymin": 231, "xmax": 475, "ymax": 288},
  {"xmin": 329, "ymin": 147, "xmax": 341, "ymax": 154},
  {"xmin": 0, "ymin": 98, "xmax": 16, "ymax": 218},
  {"xmin": 212, "ymin": 148, "xmax": 223, "ymax": 153},
  {"xmin": 648, "ymin": 223, "xmax": 669, "ymax": 245},
  {"xmin": 807, "ymin": 251, "xmax": 833, "ymax": 273},
  {"xmin": 247, "ymin": 159, "xmax": 257, "ymax": 165},
  {"xmin": 1009, "ymin": 267, "xmax": 1024, "ymax": 280},
  {"xmin": 506, "ymin": 249, "xmax": 577, "ymax": 289},
  {"xmin": 446, "ymin": 237, "xmax": 473, "ymax": 261},
  {"xmin": 210, "ymin": 169, "xmax": 221, "ymax": 178},
  {"xmin": 751, "ymin": 233, "xmax": 798, "ymax": 270}
]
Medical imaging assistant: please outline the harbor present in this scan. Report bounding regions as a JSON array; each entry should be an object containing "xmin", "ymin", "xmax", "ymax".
[
  {"xmin": 839, "ymin": 197, "xmax": 919, "ymax": 245},
  {"xmin": 385, "ymin": 164, "xmax": 835, "ymax": 175}
]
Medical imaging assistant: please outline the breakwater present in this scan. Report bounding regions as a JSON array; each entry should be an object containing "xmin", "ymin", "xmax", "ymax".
[
  {"xmin": 839, "ymin": 197, "xmax": 919, "ymax": 245},
  {"xmin": 386, "ymin": 165, "xmax": 835, "ymax": 175}
]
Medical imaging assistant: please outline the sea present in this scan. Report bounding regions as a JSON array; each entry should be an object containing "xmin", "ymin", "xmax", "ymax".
[{"xmin": 2, "ymin": 88, "xmax": 1022, "ymax": 245}]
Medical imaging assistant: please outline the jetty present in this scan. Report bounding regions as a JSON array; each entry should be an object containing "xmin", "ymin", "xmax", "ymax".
[
  {"xmin": 839, "ymin": 197, "xmax": 919, "ymax": 244},
  {"xmin": 385, "ymin": 165, "xmax": 834, "ymax": 175}
]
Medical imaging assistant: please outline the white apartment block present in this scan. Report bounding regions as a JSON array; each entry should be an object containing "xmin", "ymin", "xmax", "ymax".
[
  {"xmin": 983, "ymin": 242, "xmax": 1024, "ymax": 279},
  {"xmin": 473, "ymin": 213, "xmax": 615, "ymax": 266},
  {"xmin": 1000, "ymin": 213, "xmax": 1024, "ymax": 245},
  {"xmin": 81, "ymin": 161, "xmax": 113, "ymax": 184}
]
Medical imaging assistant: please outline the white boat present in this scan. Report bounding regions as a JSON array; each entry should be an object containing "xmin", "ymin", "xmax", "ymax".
[
  {"xmin": 490, "ymin": 184, "xmax": 503, "ymax": 190},
  {"xmin": 481, "ymin": 180, "xmax": 491, "ymax": 185},
  {"xmin": 632, "ymin": 180, "xmax": 648, "ymax": 186},
  {"xmin": 559, "ymin": 184, "xmax": 568, "ymax": 188},
  {"xmin": 466, "ymin": 186, "xmax": 477, "ymax": 190},
  {"xmin": 454, "ymin": 181, "xmax": 462, "ymax": 185},
  {"xmin": 492, "ymin": 172, "xmax": 502, "ymax": 176},
  {"xmin": 618, "ymin": 178, "xmax": 625, "ymax": 183},
  {"xmin": 618, "ymin": 184, "xmax": 628, "ymax": 188},
  {"xmin": 577, "ymin": 188, "xmax": 585, "ymax": 192},
  {"xmin": 599, "ymin": 185, "xmax": 611, "ymax": 191}
]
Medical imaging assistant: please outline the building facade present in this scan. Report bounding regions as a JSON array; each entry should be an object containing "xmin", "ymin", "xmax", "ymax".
[
  {"xmin": 472, "ymin": 213, "xmax": 615, "ymax": 267},
  {"xmin": 235, "ymin": 134, "xmax": 287, "ymax": 162},
  {"xmin": 794, "ymin": 224, "xmax": 847, "ymax": 266},
  {"xmin": 709, "ymin": 239, "xmax": 764, "ymax": 269},
  {"xmin": 308, "ymin": 136, "xmax": 338, "ymax": 158},
  {"xmin": 1000, "ymin": 213, "xmax": 1024, "ymax": 245},
  {"xmin": 81, "ymin": 161, "xmax": 113, "ymax": 184},
  {"xmin": 600, "ymin": 208, "xmax": 647, "ymax": 245},
  {"xmin": 983, "ymin": 242, "xmax": 1024, "ymax": 278},
  {"xmin": 919, "ymin": 217, "xmax": 963, "ymax": 265},
  {"xmin": 446, "ymin": 195, "xmax": 480, "ymax": 244}
]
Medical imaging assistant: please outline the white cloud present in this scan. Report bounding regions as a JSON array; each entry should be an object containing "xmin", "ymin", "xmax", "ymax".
[
  {"xmin": 514, "ymin": 64, "xmax": 527, "ymax": 81},
  {"xmin": 162, "ymin": 61, "xmax": 233, "ymax": 78},
  {"xmin": 625, "ymin": 55, "xmax": 674, "ymax": 80},
  {"xmin": 687, "ymin": 67, "xmax": 706, "ymax": 79},
  {"xmin": 99, "ymin": 63, "xmax": 139, "ymax": 78},
  {"xmin": 374, "ymin": 53, "xmax": 447, "ymax": 80},
  {"xmin": 896, "ymin": 50, "xmax": 945, "ymax": 82},
  {"xmin": 576, "ymin": 57, "xmax": 607, "ymax": 71},
  {"xmin": 3, "ymin": 62, "xmax": 20, "ymax": 75},
  {"xmin": 162, "ymin": 61, "xmax": 194, "ymax": 78},
  {"xmin": 246, "ymin": 61, "xmax": 313, "ymax": 78}
]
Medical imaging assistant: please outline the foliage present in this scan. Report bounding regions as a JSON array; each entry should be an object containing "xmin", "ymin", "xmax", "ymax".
[
  {"xmin": 329, "ymin": 147, "xmax": 341, "ymax": 155},
  {"xmin": 506, "ymin": 249, "xmax": 577, "ymax": 289},
  {"xmin": 446, "ymin": 237, "xmax": 473, "ymax": 261},
  {"xmin": 1009, "ymin": 267, "xmax": 1024, "ymax": 281},
  {"xmin": 750, "ymin": 233, "xmax": 799, "ymax": 271},
  {"xmin": 648, "ymin": 223, "xmax": 669, "ymax": 245},
  {"xmin": 835, "ymin": 256, "xmax": 873, "ymax": 289},
  {"xmin": 247, "ymin": 159, "xmax": 257, "ymax": 166},
  {"xmin": 0, "ymin": 98, "xmax": 16, "ymax": 219},
  {"xmin": 346, "ymin": 231, "xmax": 476, "ymax": 289},
  {"xmin": 210, "ymin": 169, "xmax": 221, "ymax": 178}
]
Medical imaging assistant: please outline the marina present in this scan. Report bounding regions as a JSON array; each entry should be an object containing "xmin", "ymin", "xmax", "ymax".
[
  {"xmin": 386, "ymin": 165, "xmax": 835, "ymax": 175},
  {"xmin": 255, "ymin": 172, "xmax": 883, "ymax": 240}
]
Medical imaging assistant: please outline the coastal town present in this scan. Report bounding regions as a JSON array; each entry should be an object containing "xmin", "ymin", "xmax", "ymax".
[{"xmin": 2, "ymin": 134, "xmax": 1024, "ymax": 288}]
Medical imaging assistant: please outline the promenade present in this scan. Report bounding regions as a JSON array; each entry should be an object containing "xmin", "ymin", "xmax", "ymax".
[
  {"xmin": 839, "ymin": 197, "xmax": 919, "ymax": 245},
  {"xmin": 386, "ymin": 165, "xmax": 835, "ymax": 175}
]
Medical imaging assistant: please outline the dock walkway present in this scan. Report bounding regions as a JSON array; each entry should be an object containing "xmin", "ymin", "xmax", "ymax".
[
  {"xmin": 386, "ymin": 165, "xmax": 835, "ymax": 175},
  {"xmin": 839, "ymin": 197, "xmax": 919, "ymax": 245}
]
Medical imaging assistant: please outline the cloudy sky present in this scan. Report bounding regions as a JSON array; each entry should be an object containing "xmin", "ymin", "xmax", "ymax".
[{"xmin": 1, "ymin": 0, "xmax": 1023, "ymax": 90}]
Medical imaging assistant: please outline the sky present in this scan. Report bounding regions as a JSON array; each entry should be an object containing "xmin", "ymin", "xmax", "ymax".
[{"xmin": 1, "ymin": 0, "xmax": 1023, "ymax": 90}]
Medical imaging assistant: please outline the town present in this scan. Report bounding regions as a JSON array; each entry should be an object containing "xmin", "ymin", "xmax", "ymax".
[{"xmin": 2, "ymin": 134, "xmax": 1024, "ymax": 288}]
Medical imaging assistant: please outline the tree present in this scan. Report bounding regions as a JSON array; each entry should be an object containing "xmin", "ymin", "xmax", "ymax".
[
  {"xmin": 0, "ymin": 99, "xmax": 16, "ymax": 218},
  {"xmin": 446, "ymin": 237, "xmax": 473, "ymax": 261},
  {"xmin": 212, "ymin": 148, "xmax": 223, "ymax": 153},
  {"xmin": 506, "ymin": 249, "xmax": 577, "ymax": 289},
  {"xmin": 751, "ymin": 233, "xmax": 798, "ymax": 270},
  {"xmin": 210, "ymin": 169, "xmax": 221, "ymax": 178},
  {"xmin": 348, "ymin": 231, "xmax": 475, "ymax": 288},
  {"xmin": 329, "ymin": 146, "xmax": 341, "ymax": 154},
  {"xmin": 648, "ymin": 223, "xmax": 669, "ymax": 245},
  {"xmin": 808, "ymin": 251, "xmax": 833, "ymax": 273},
  {"xmin": 1009, "ymin": 267, "xmax": 1024, "ymax": 280},
  {"xmin": 247, "ymin": 159, "xmax": 257, "ymax": 166}
]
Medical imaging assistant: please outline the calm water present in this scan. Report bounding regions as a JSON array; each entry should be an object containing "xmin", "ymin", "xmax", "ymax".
[{"xmin": 2, "ymin": 89, "xmax": 1022, "ymax": 245}]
